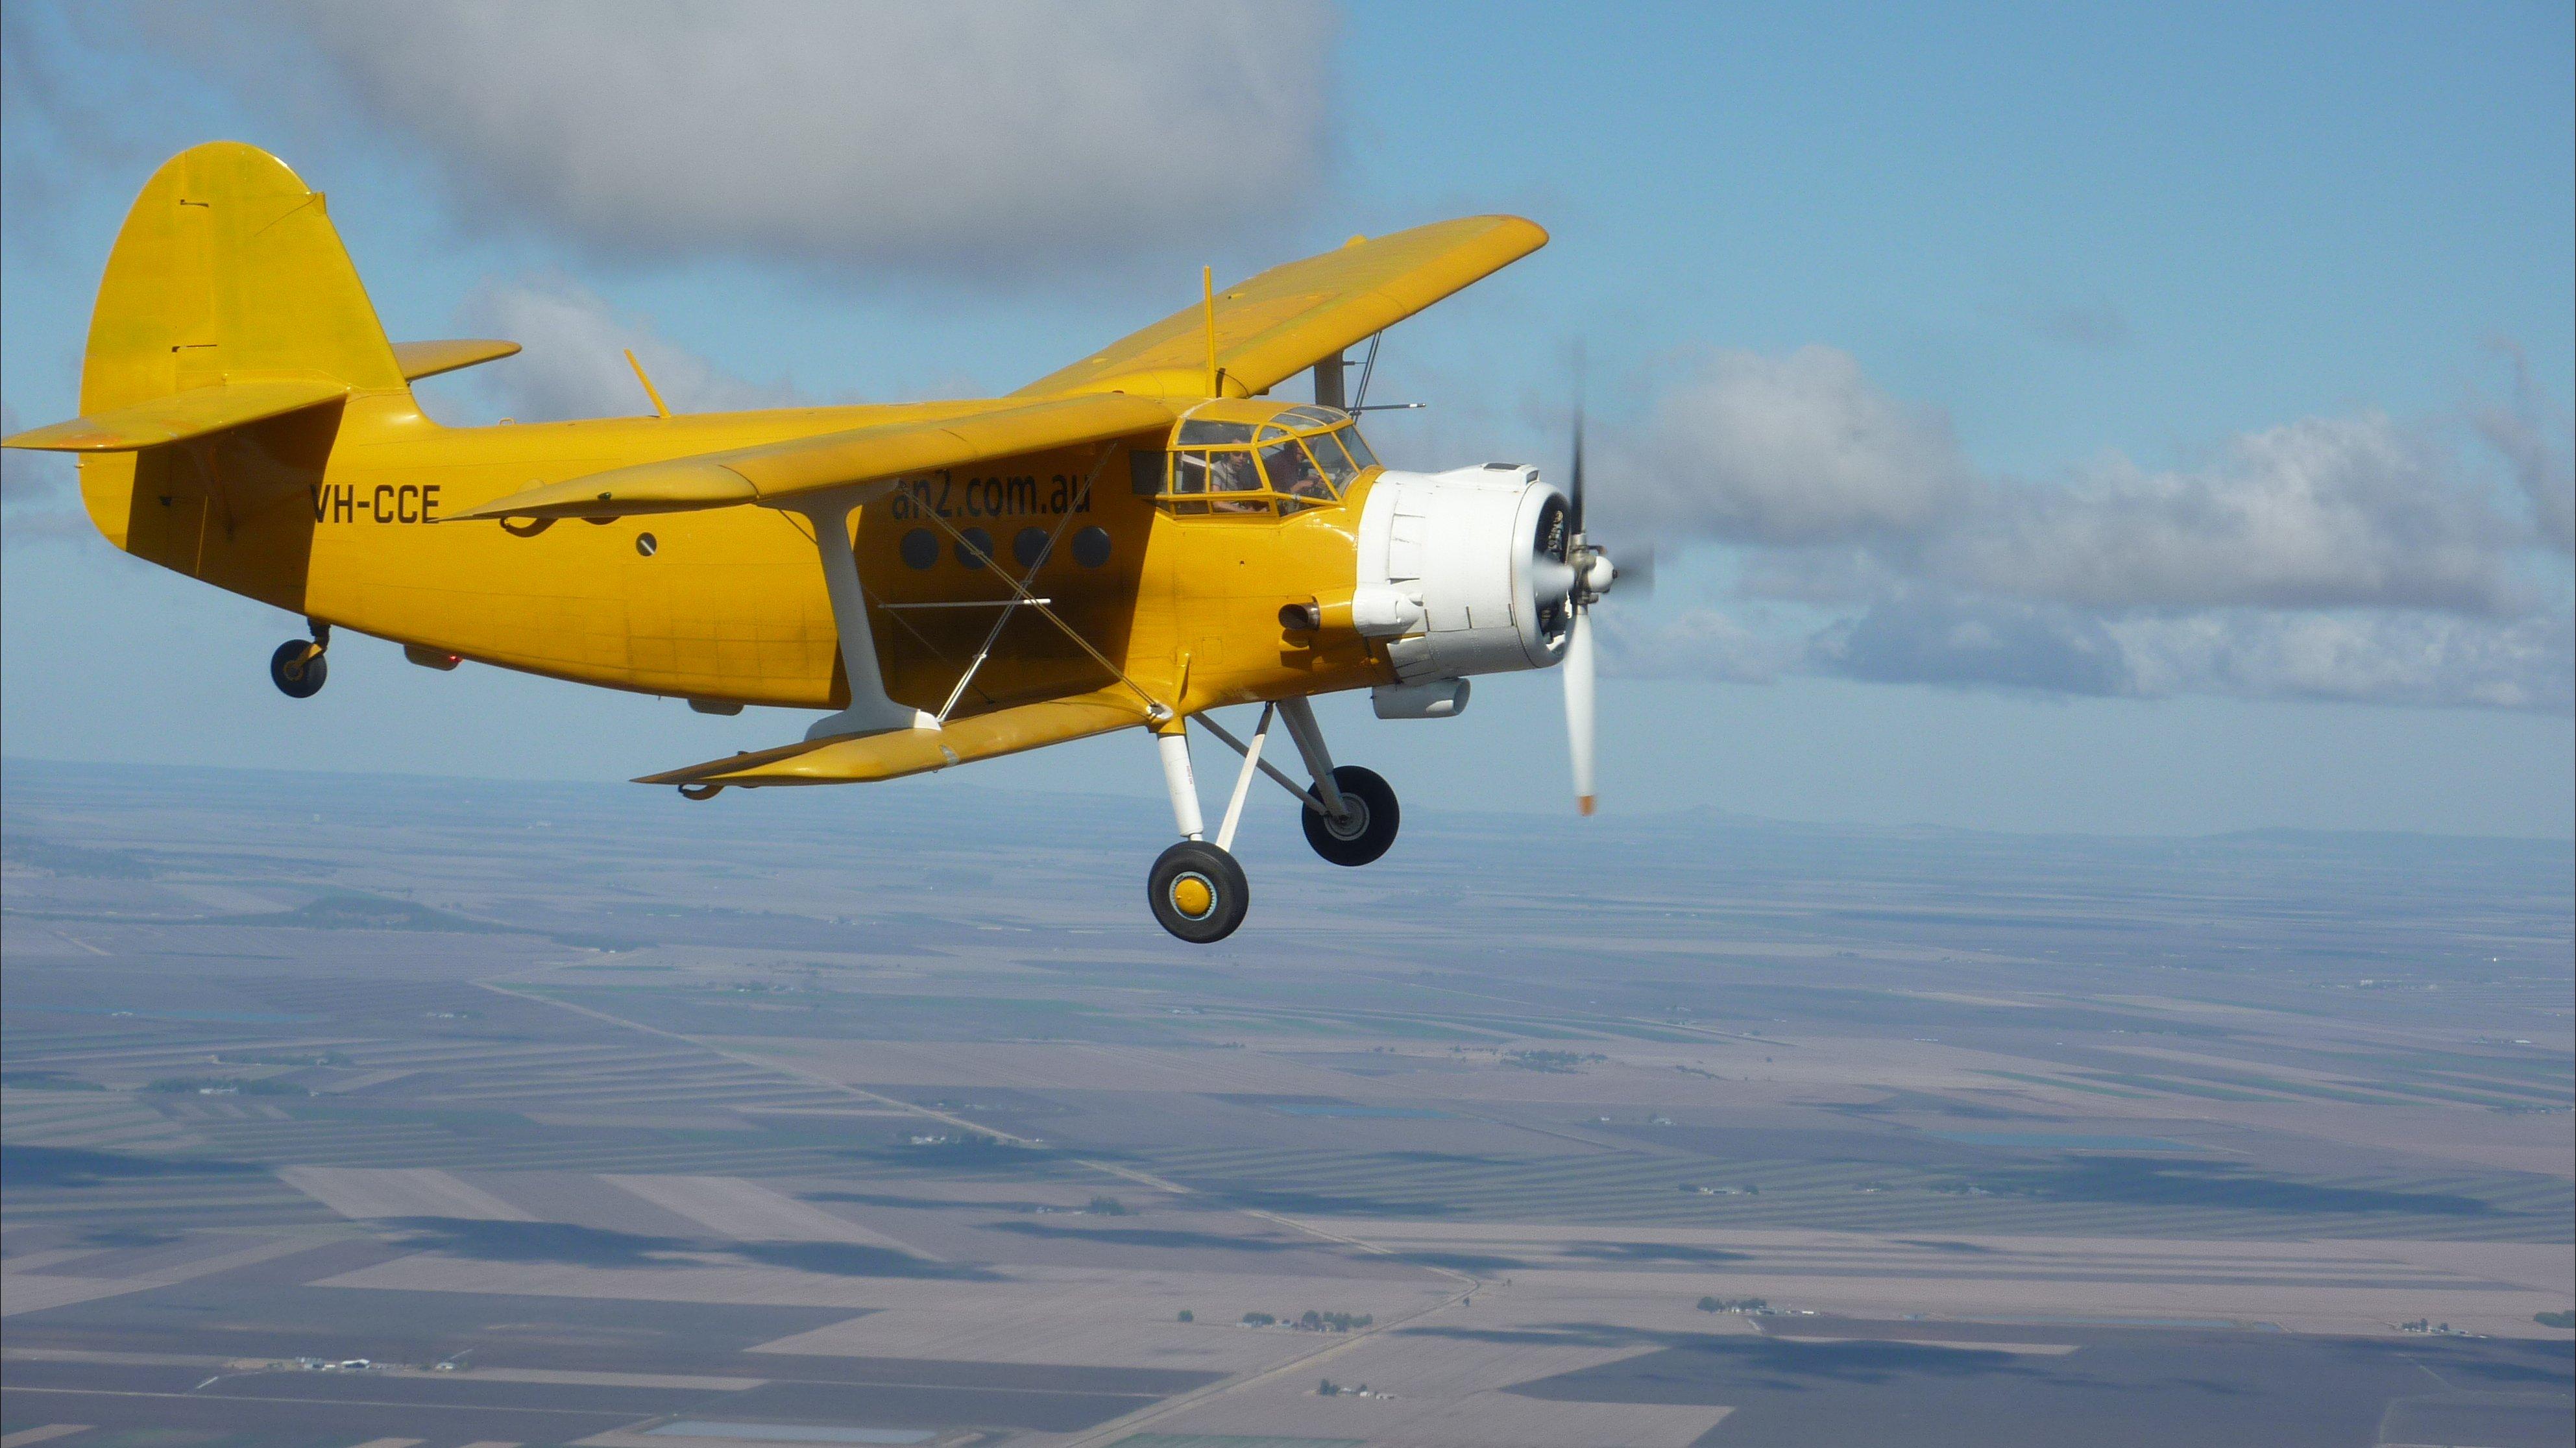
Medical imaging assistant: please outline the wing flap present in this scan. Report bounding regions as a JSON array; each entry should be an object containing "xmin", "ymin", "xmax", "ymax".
[
  {"xmin": 1012, "ymin": 215, "xmax": 1547, "ymax": 400},
  {"xmin": 454, "ymin": 392, "xmax": 1173, "ymax": 521},
  {"xmin": 391, "ymin": 338, "xmax": 521, "ymax": 381},
  {"xmin": 1, "ymin": 377, "xmax": 350, "ymax": 452},
  {"xmin": 638, "ymin": 686, "xmax": 1152, "ymax": 787}
]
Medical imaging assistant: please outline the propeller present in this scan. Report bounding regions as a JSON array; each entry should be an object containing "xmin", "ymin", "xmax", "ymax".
[{"xmin": 1555, "ymin": 402, "xmax": 1647, "ymax": 814}]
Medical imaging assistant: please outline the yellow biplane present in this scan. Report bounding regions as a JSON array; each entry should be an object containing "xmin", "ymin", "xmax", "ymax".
[{"xmin": 5, "ymin": 142, "xmax": 1638, "ymax": 941}]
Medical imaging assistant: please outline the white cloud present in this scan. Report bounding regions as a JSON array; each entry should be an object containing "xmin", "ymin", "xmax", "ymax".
[
  {"xmin": 441, "ymin": 275, "xmax": 806, "ymax": 424},
  {"xmin": 1807, "ymin": 592, "xmax": 2131, "ymax": 696},
  {"xmin": 1599, "ymin": 346, "xmax": 2574, "ymax": 712},
  {"xmin": 1934, "ymin": 413, "xmax": 2529, "ymax": 614},
  {"xmin": 2110, "ymin": 609, "xmax": 2575, "ymax": 712},
  {"xmin": 1613, "ymin": 345, "xmax": 1973, "ymax": 544},
  {"xmin": 1616, "ymin": 596, "xmax": 2574, "ymax": 712},
  {"xmin": 227, "ymin": 0, "xmax": 1335, "ymax": 270}
]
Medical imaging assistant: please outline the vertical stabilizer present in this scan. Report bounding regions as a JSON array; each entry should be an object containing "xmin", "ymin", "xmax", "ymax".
[
  {"xmin": 70, "ymin": 142, "xmax": 408, "ymax": 594},
  {"xmin": 81, "ymin": 141, "xmax": 407, "ymax": 415}
]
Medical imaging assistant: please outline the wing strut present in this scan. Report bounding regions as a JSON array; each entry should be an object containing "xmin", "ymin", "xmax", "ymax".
[{"xmin": 801, "ymin": 496, "xmax": 936, "ymax": 741}]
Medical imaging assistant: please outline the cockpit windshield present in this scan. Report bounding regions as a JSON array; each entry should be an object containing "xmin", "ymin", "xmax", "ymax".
[{"xmin": 1151, "ymin": 402, "xmax": 1380, "ymax": 516}]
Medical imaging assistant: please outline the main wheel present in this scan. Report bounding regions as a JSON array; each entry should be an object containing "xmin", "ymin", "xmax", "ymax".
[
  {"xmin": 1148, "ymin": 840, "xmax": 1250, "ymax": 944},
  {"xmin": 1302, "ymin": 765, "xmax": 1400, "ymax": 867},
  {"xmin": 270, "ymin": 640, "xmax": 328, "ymax": 699}
]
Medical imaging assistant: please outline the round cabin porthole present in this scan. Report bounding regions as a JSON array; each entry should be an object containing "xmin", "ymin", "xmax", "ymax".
[
  {"xmin": 956, "ymin": 527, "xmax": 996, "ymax": 569},
  {"xmin": 1072, "ymin": 525, "xmax": 1112, "ymax": 568},
  {"xmin": 635, "ymin": 532, "xmax": 658, "ymax": 557},
  {"xmin": 1013, "ymin": 527, "xmax": 1051, "ymax": 569},
  {"xmin": 899, "ymin": 528, "xmax": 938, "ymax": 569}
]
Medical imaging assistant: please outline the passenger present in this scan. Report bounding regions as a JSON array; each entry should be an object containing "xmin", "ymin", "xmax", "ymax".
[{"xmin": 1209, "ymin": 450, "xmax": 1267, "ymax": 513}]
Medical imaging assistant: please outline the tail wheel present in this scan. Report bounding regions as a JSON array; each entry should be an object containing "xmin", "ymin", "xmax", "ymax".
[
  {"xmin": 1148, "ymin": 840, "xmax": 1250, "ymax": 944},
  {"xmin": 1302, "ymin": 765, "xmax": 1400, "ymax": 867},
  {"xmin": 270, "ymin": 640, "xmax": 328, "ymax": 699}
]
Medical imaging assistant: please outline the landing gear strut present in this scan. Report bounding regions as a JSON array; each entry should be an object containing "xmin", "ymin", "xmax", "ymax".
[
  {"xmin": 1276, "ymin": 697, "xmax": 1400, "ymax": 866},
  {"xmin": 1148, "ymin": 724, "xmax": 1251, "ymax": 944},
  {"xmin": 1143, "ymin": 699, "xmax": 1403, "ymax": 943},
  {"xmin": 269, "ymin": 622, "xmax": 330, "ymax": 699}
]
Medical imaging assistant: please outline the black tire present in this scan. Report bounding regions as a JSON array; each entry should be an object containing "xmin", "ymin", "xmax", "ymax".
[
  {"xmin": 270, "ymin": 640, "xmax": 328, "ymax": 699},
  {"xmin": 1302, "ymin": 765, "xmax": 1400, "ymax": 867},
  {"xmin": 1148, "ymin": 840, "xmax": 1250, "ymax": 944}
]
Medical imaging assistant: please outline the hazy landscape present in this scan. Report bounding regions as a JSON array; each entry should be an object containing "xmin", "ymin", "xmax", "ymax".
[{"xmin": 3, "ymin": 753, "xmax": 2570, "ymax": 1447}]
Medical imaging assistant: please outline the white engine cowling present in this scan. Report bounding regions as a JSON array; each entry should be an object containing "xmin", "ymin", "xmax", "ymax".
[{"xmin": 1355, "ymin": 465, "xmax": 1575, "ymax": 684}]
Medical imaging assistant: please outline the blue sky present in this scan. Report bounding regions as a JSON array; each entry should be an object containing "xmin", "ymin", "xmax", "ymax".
[{"xmin": 4, "ymin": 1, "xmax": 2570, "ymax": 837}]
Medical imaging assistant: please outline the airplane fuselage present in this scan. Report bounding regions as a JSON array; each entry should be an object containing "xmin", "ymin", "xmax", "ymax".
[{"xmin": 78, "ymin": 393, "xmax": 1388, "ymax": 720}]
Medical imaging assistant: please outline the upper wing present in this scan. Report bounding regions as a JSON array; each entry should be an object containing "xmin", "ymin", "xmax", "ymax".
[
  {"xmin": 453, "ymin": 393, "xmax": 1174, "ymax": 522},
  {"xmin": 1012, "ymin": 215, "xmax": 1548, "ymax": 401},
  {"xmin": 637, "ymin": 684, "xmax": 1153, "ymax": 787}
]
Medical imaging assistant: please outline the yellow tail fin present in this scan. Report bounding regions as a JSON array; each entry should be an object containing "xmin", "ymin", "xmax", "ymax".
[
  {"xmin": 27, "ymin": 143, "xmax": 411, "ymax": 597},
  {"xmin": 79, "ymin": 141, "xmax": 407, "ymax": 416}
]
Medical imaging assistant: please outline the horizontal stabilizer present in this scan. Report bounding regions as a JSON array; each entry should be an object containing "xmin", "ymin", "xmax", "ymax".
[
  {"xmin": 639, "ymin": 686, "xmax": 1153, "ymax": 788},
  {"xmin": 1014, "ymin": 215, "xmax": 1547, "ymax": 400},
  {"xmin": 455, "ymin": 392, "xmax": 1173, "ymax": 522},
  {"xmin": 1, "ymin": 378, "xmax": 351, "ymax": 452},
  {"xmin": 391, "ymin": 338, "xmax": 520, "ymax": 381}
]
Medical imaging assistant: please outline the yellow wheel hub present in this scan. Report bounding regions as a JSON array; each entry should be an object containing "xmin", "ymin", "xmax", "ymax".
[{"xmin": 1170, "ymin": 875, "xmax": 1216, "ymax": 919}]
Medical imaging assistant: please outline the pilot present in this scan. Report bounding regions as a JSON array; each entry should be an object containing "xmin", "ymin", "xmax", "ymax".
[{"xmin": 1261, "ymin": 439, "xmax": 1332, "ymax": 503}]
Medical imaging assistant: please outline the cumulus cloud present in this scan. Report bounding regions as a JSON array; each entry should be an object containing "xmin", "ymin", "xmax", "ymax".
[
  {"xmin": 202, "ymin": 0, "xmax": 1335, "ymax": 271},
  {"xmin": 443, "ymin": 276, "xmax": 807, "ymax": 424},
  {"xmin": 1809, "ymin": 592, "xmax": 2131, "ymax": 696},
  {"xmin": 1621, "ymin": 599, "xmax": 2573, "ymax": 712},
  {"xmin": 1597, "ymin": 345, "xmax": 2575, "ymax": 712},
  {"xmin": 1933, "ymin": 414, "xmax": 2528, "ymax": 614},
  {"xmin": 1614, "ymin": 346, "xmax": 1973, "ymax": 545},
  {"xmin": 2109, "ymin": 609, "xmax": 2574, "ymax": 712}
]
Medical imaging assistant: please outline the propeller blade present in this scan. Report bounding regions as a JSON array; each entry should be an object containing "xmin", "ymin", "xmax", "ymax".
[
  {"xmin": 1568, "ymin": 406, "xmax": 1586, "ymax": 538},
  {"xmin": 1564, "ymin": 607, "xmax": 1597, "ymax": 815}
]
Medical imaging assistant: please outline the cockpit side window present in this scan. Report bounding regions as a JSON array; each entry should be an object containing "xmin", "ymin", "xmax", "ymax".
[
  {"xmin": 1208, "ymin": 451, "xmax": 1261, "ymax": 493},
  {"xmin": 1156, "ymin": 409, "xmax": 1366, "ymax": 518},
  {"xmin": 1337, "ymin": 424, "xmax": 1379, "ymax": 471},
  {"xmin": 1259, "ymin": 439, "xmax": 1331, "ymax": 501},
  {"xmin": 1306, "ymin": 430, "xmax": 1359, "ymax": 490}
]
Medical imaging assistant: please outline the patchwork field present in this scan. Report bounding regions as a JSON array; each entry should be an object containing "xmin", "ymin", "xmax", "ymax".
[{"xmin": 3, "ymin": 758, "xmax": 2570, "ymax": 1446}]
